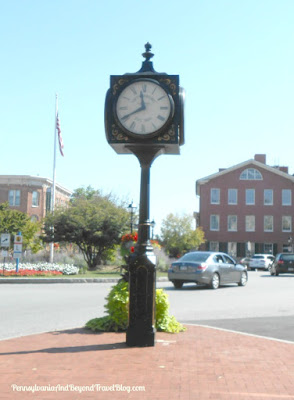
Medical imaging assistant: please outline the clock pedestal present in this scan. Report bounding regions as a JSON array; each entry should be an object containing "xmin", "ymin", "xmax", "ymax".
[
  {"xmin": 126, "ymin": 145, "xmax": 162, "ymax": 347},
  {"xmin": 105, "ymin": 43, "xmax": 184, "ymax": 347}
]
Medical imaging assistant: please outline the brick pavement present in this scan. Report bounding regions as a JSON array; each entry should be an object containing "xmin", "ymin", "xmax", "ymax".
[{"xmin": 0, "ymin": 325, "xmax": 294, "ymax": 400}]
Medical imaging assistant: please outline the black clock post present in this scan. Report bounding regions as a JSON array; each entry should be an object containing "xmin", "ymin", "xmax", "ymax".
[{"xmin": 105, "ymin": 43, "xmax": 184, "ymax": 347}]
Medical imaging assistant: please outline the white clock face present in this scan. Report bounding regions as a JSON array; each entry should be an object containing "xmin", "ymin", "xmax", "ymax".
[{"xmin": 116, "ymin": 80, "xmax": 172, "ymax": 135}]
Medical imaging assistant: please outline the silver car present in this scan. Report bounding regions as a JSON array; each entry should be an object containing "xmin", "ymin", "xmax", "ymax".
[{"xmin": 168, "ymin": 251, "xmax": 248, "ymax": 289}]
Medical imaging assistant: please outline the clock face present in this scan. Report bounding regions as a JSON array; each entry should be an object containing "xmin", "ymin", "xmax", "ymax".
[{"xmin": 115, "ymin": 79, "xmax": 173, "ymax": 135}]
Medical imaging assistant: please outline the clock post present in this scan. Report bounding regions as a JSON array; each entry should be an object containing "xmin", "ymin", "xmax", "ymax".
[{"xmin": 105, "ymin": 43, "xmax": 184, "ymax": 347}]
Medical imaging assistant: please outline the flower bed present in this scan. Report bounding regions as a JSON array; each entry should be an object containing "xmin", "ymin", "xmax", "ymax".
[{"xmin": 0, "ymin": 262, "xmax": 79, "ymax": 277}]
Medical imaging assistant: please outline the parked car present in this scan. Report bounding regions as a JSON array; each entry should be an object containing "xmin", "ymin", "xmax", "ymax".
[
  {"xmin": 240, "ymin": 257, "xmax": 252, "ymax": 270},
  {"xmin": 270, "ymin": 253, "xmax": 294, "ymax": 276},
  {"xmin": 248, "ymin": 254, "xmax": 275, "ymax": 271},
  {"xmin": 168, "ymin": 251, "xmax": 248, "ymax": 289}
]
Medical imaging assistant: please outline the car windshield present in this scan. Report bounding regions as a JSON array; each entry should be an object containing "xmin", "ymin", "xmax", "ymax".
[
  {"xmin": 280, "ymin": 254, "xmax": 294, "ymax": 261},
  {"xmin": 180, "ymin": 252, "xmax": 210, "ymax": 262}
]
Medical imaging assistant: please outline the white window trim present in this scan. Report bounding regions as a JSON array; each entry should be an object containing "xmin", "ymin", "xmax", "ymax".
[
  {"xmin": 282, "ymin": 216, "xmax": 292, "ymax": 232},
  {"xmin": 245, "ymin": 215, "xmax": 255, "ymax": 232},
  {"xmin": 210, "ymin": 215, "xmax": 220, "ymax": 231},
  {"xmin": 228, "ymin": 188, "xmax": 238, "ymax": 205},
  {"xmin": 282, "ymin": 189, "xmax": 292, "ymax": 206},
  {"xmin": 246, "ymin": 189, "xmax": 255, "ymax": 205},
  {"xmin": 227, "ymin": 215, "xmax": 237, "ymax": 231},
  {"xmin": 210, "ymin": 188, "xmax": 220, "ymax": 204},
  {"xmin": 264, "ymin": 189, "xmax": 273, "ymax": 206},
  {"xmin": 264, "ymin": 215, "xmax": 274, "ymax": 232}
]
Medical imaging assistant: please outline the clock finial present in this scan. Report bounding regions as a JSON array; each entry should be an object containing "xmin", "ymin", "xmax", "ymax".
[
  {"xmin": 138, "ymin": 42, "xmax": 156, "ymax": 73},
  {"xmin": 142, "ymin": 42, "xmax": 154, "ymax": 62}
]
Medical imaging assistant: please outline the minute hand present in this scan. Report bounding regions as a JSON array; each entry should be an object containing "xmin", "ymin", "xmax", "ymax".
[{"xmin": 121, "ymin": 104, "xmax": 146, "ymax": 121}]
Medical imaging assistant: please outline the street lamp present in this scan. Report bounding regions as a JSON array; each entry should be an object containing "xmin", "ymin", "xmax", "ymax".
[
  {"xmin": 150, "ymin": 219, "xmax": 155, "ymax": 240},
  {"xmin": 128, "ymin": 201, "xmax": 137, "ymax": 233}
]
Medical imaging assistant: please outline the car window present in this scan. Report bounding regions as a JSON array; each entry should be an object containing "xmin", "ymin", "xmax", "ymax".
[
  {"xmin": 280, "ymin": 254, "xmax": 294, "ymax": 262},
  {"xmin": 252, "ymin": 256, "xmax": 263, "ymax": 259},
  {"xmin": 223, "ymin": 254, "xmax": 235, "ymax": 264},
  {"xmin": 267, "ymin": 256, "xmax": 275, "ymax": 261},
  {"xmin": 213, "ymin": 254, "xmax": 224, "ymax": 264},
  {"xmin": 180, "ymin": 252, "xmax": 210, "ymax": 262}
]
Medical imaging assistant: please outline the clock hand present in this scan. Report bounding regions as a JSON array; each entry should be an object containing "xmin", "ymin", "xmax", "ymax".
[
  {"xmin": 140, "ymin": 91, "xmax": 146, "ymax": 108},
  {"xmin": 121, "ymin": 100, "xmax": 146, "ymax": 121}
]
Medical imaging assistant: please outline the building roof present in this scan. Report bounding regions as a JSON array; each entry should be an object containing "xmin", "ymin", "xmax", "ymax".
[
  {"xmin": 0, "ymin": 175, "xmax": 72, "ymax": 196},
  {"xmin": 195, "ymin": 158, "xmax": 294, "ymax": 196}
]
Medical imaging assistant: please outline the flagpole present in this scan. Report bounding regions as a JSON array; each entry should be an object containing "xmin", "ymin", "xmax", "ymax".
[{"xmin": 49, "ymin": 94, "xmax": 58, "ymax": 263}]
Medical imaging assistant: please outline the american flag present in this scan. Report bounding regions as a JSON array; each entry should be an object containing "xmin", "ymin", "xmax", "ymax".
[{"xmin": 56, "ymin": 113, "xmax": 64, "ymax": 156}]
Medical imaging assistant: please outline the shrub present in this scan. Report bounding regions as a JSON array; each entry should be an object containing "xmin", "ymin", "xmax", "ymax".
[{"xmin": 85, "ymin": 281, "xmax": 185, "ymax": 333}]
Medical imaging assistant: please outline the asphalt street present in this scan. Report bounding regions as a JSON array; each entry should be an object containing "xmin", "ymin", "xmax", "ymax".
[{"xmin": 0, "ymin": 271, "xmax": 293, "ymax": 342}]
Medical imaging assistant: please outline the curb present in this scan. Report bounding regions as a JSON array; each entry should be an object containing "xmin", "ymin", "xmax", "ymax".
[{"xmin": 0, "ymin": 277, "xmax": 168, "ymax": 284}]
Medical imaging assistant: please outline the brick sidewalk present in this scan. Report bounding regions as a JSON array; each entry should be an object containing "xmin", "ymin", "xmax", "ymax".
[{"xmin": 0, "ymin": 325, "xmax": 294, "ymax": 400}]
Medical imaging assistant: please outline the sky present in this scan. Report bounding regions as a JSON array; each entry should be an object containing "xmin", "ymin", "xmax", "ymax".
[{"xmin": 1, "ymin": 0, "xmax": 294, "ymax": 235}]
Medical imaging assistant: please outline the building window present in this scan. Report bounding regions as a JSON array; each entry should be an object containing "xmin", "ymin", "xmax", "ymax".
[
  {"xmin": 264, "ymin": 243, "xmax": 273, "ymax": 254},
  {"xmin": 210, "ymin": 188, "xmax": 220, "ymax": 204},
  {"xmin": 228, "ymin": 215, "xmax": 237, "ymax": 231},
  {"xmin": 31, "ymin": 215, "xmax": 39, "ymax": 222},
  {"xmin": 264, "ymin": 216, "xmax": 273, "ymax": 232},
  {"xmin": 209, "ymin": 241, "xmax": 219, "ymax": 251},
  {"xmin": 32, "ymin": 191, "xmax": 40, "ymax": 207},
  {"xmin": 282, "ymin": 189, "xmax": 291, "ymax": 206},
  {"xmin": 228, "ymin": 189, "xmax": 237, "ymax": 205},
  {"xmin": 282, "ymin": 216, "xmax": 292, "ymax": 232},
  {"xmin": 245, "ymin": 215, "xmax": 255, "ymax": 232},
  {"xmin": 228, "ymin": 242, "xmax": 237, "ymax": 257},
  {"xmin": 210, "ymin": 215, "xmax": 220, "ymax": 231},
  {"xmin": 264, "ymin": 189, "xmax": 273, "ymax": 205},
  {"xmin": 240, "ymin": 168, "xmax": 263, "ymax": 180},
  {"xmin": 8, "ymin": 190, "xmax": 20, "ymax": 206},
  {"xmin": 246, "ymin": 189, "xmax": 255, "ymax": 205}
]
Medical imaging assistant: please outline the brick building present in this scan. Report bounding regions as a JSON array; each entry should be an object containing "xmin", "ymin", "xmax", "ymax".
[
  {"xmin": 196, "ymin": 155, "xmax": 294, "ymax": 257},
  {"xmin": 0, "ymin": 175, "xmax": 72, "ymax": 221}
]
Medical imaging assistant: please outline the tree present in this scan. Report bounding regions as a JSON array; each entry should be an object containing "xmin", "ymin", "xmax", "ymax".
[
  {"xmin": 0, "ymin": 202, "xmax": 42, "ymax": 253},
  {"xmin": 160, "ymin": 213, "xmax": 206, "ymax": 258},
  {"xmin": 42, "ymin": 190, "xmax": 129, "ymax": 270}
]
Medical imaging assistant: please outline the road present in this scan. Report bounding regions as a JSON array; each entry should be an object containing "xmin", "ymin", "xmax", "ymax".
[{"xmin": 0, "ymin": 271, "xmax": 293, "ymax": 341}]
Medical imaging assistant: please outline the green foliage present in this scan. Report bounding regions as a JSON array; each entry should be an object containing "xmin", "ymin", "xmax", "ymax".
[
  {"xmin": 0, "ymin": 202, "xmax": 42, "ymax": 253},
  {"xmin": 42, "ymin": 189, "xmax": 129, "ymax": 270},
  {"xmin": 85, "ymin": 281, "xmax": 186, "ymax": 333},
  {"xmin": 160, "ymin": 213, "xmax": 206, "ymax": 258}
]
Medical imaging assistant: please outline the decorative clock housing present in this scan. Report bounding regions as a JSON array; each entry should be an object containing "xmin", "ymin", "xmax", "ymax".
[{"xmin": 105, "ymin": 43, "xmax": 184, "ymax": 155}]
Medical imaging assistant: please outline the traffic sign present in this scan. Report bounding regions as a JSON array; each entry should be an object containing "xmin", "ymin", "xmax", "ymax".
[
  {"xmin": 1, "ymin": 234, "xmax": 10, "ymax": 247},
  {"xmin": 14, "ymin": 234, "xmax": 23, "ymax": 244},
  {"xmin": 14, "ymin": 244, "xmax": 22, "ymax": 252}
]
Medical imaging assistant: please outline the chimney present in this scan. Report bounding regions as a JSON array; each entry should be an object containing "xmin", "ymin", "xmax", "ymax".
[
  {"xmin": 254, "ymin": 154, "xmax": 266, "ymax": 164},
  {"xmin": 278, "ymin": 166, "xmax": 289, "ymax": 174}
]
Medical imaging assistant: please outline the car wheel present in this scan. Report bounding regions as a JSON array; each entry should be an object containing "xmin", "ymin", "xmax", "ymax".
[
  {"xmin": 210, "ymin": 273, "xmax": 220, "ymax": 289},
  {"xmin": 238, "ymin": 271, "xmax": 248, "ymax": 286},
  {"xmin": 173, "ymin": 281, "xmax": 183, "ymax": 289}
]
